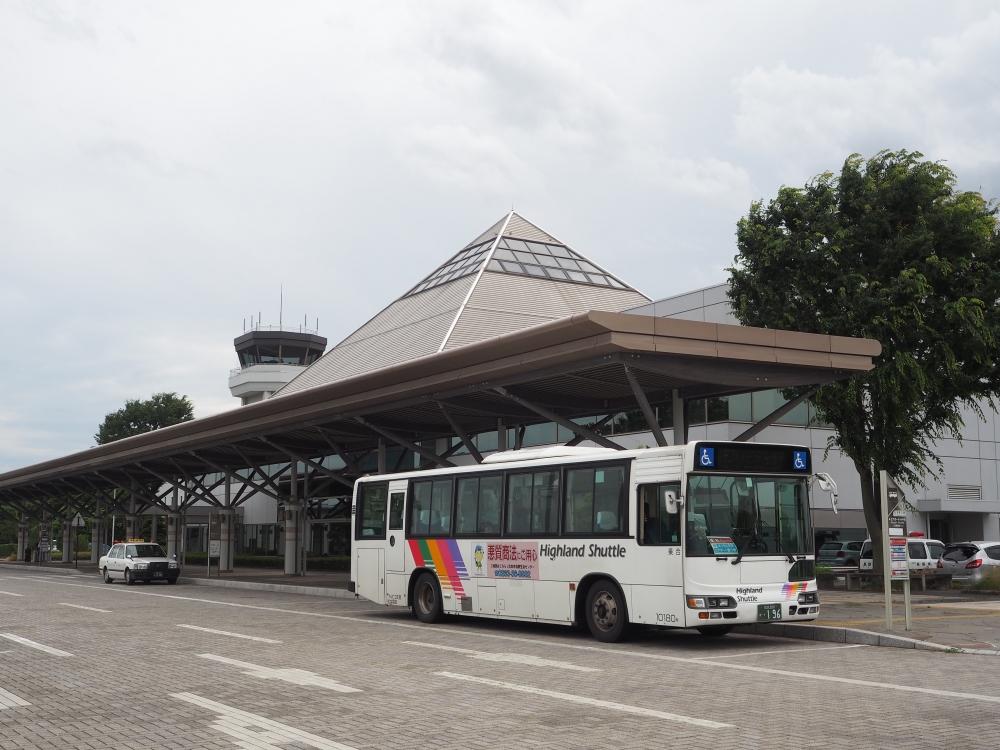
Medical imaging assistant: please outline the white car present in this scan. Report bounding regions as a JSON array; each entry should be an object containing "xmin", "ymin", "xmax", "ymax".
[
  {"xmin": 859, "ymin": 537, "xmax": 946, "ymax": 571},
  {"xmin": 99, "ymin": 542, "xmax": 179, "ymax": 585}
]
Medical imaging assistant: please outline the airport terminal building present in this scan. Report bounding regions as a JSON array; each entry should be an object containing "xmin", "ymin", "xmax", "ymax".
[
  {"xmin": 5, "ymin": 210, "xmax": 990, "ymax": 568},
  {"xmin": 183, "ymin": 211, "xmax": 998, "ymax": 560}
]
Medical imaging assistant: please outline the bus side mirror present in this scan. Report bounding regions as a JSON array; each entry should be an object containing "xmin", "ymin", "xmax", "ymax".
[
  {"xmin": 664, "ymin": 491, "xmax": 680, "ymax": 515},
  {"xmin": 814, "ymin": 473, "xmax": 839, "ymax": 515}
]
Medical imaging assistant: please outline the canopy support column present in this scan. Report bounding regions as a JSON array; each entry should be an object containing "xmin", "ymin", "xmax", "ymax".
[
  {"xmin": 284, "ymin": 461, "xmax": 301, "ymax": 576},
  {"xmin": 624, "ymin": 365, "xmax": 666, "ymax": 447},
  {"xmin": 672, "ymin": 390, "xmax": 685, "ymax": 446}
]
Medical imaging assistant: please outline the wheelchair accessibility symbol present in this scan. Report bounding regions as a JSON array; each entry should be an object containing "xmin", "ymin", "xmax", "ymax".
[
  {"xmin": 793, "ymin": 451, "xmax": 808, "ymax": 470},
  {"xmin": 699, "ymin": 447, "xmax": 715, "ymax": 467}
]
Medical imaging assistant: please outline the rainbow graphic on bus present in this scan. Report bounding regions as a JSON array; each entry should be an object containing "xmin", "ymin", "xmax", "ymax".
[
  {"xmin": 781, "ymin": 581, "xmax": 808, "ymax": 599},
  {"xmin": 408, "ymin": 539, "xmax": 469, "ymax": 598}
]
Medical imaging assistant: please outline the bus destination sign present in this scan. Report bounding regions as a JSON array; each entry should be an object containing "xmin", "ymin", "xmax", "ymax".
[{"xmin": 694, "ymin": 443, "xmax": 811, "ymax": 474}]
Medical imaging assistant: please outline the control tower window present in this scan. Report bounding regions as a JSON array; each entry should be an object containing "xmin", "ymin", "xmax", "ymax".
[
  {"xmin": 257, "ymin": 345, "xmax": 280, "ymax": 363},
  {"xmin": 280, "ymin": 346, "xmax": 306, "ymax": 365},
  {"xmin": 238, "ymin": 348, "xmax": 259, "ymax": 366}
]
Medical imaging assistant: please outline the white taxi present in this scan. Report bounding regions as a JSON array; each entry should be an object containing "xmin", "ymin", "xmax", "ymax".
[{"xmin": 99, "ymin": 541, "xmax": 179, "ymax": 585}]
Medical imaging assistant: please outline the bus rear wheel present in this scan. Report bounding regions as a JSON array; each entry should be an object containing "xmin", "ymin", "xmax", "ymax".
[
  {"xmin": 697, "ymin": 625, "xmax": 734, "ymax": 636},
  {"xmin": 585, "ymin": 579, "xmax": 628, "ymax": 643},
  {"xmin": 412, "ymin": 572, "xmax": 444, "ymax": 624}
]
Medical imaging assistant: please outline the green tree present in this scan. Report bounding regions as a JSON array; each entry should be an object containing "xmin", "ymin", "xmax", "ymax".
[
  {"xmin": 95, "ymin": 392, "xmax": 195, "ymax": 445},
  {"xmin": 728, "ymin": 150, "xmax": 1000, "ymax": 572}
]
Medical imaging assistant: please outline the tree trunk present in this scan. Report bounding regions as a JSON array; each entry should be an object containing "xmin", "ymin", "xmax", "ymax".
[{"xmin": 854, "ymin": 459, "xmax": 884, "ymax": 574}]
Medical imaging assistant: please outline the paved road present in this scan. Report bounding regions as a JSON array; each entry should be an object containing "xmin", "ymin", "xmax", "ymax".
[{"xmin": 1, "ymin": 567, "xmax": 998, "ymax": 750}]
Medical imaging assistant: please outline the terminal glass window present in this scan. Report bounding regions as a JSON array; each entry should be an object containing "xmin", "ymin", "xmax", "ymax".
[
  {"xmin": 357, "ymin": 483, "xmax": 387, "ymax": 539},
  {"xmin": 564, "ymin": 466, "xmax": 626, "ymax": 535},
  {"xmin": 638, "ymin": 482, "xmax": 681, "ymax": 545},
  {"xmin": 506, "ymin": 471, "xmax": 559, "ymax": 536},
  {"xmin": 410, "ymin": 479, "xmax": 453, "ymax": 537},
  {"xmin": 685, "ymin": 475, "xmax": 812, "ymax": 557}
]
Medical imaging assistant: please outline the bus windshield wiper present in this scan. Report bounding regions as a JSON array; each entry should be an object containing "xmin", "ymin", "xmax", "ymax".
[
  {"xmin": 757, "ymin": 515, "xmax": 797, "ymax": 564},
  {"xmin": 731, "ymin": 527, "xmax": 758, "ymax": 566}
]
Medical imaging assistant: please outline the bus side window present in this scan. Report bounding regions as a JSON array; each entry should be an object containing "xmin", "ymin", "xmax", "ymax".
[
  {"xmin": 410, "ymin": 479, "xmax": 453, "ymax": 537},
  {"xmin": 358, "ymin": 484, "xmax": 388, "ymax": 539},
  {"xmin": 638, "ymin": 483, "xmax": 681, "ymax": 545}
]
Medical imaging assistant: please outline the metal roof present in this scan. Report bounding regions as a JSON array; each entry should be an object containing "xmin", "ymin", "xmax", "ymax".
[{"xmin": 274, "ymin": 212, "xmax": 649, "ymax": 398}]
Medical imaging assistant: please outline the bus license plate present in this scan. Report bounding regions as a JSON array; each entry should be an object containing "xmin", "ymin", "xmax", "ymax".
[{"xmin": 757, "ymin": 603, "xmax": 782, "ymax": 621}]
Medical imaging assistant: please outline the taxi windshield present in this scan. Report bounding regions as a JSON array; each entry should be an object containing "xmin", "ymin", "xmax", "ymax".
[
  {"xmin": 131, "ymin": 544, "xmax": 166, "ymax": 558},
  {"xmin": 685, "ymin": 474, "xmax": 812, "ymax": 557}
]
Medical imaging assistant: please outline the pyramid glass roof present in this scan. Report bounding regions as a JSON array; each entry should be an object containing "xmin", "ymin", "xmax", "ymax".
[{"xmin": 404, "ymin": 217, "xmax": 632, "ymax": 297}]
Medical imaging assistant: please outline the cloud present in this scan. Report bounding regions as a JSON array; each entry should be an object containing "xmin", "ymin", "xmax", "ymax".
[{"xmin": 731, "ymin": 12, "xmax": 1000, "ymax": 172}]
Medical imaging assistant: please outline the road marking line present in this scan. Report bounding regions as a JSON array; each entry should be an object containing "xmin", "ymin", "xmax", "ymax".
[
  {"xmin": 405, "ymin": 640, "xmax": 599, "ymax": 671},
  {"xmin": 0, "ymin": 591, "xmax": 25, "ymax": 596},
  {"xmin": 59, "ymin": 603, "xmax": 110, "ymax": 613},
  {"xmin": 19, "ymin": 572, "xmax": 1000, "ymax": 704},
  {"xmin": 0, "ymin": 687, "xmax": 31, "ymax": 710},
  {"xmin": 176, "ymin": 624, "xmax": 282, "ymax": 643},
  {"xmin": 435, "ymin": 671, "xmax": 731, "ymax": 727},
  {"xmin": 170, "ymin": 692, "xmax": 358, "ymax": 750},
  {"xmin": 198, "ymin": 654, "xmax": 361, "ymax": 692},
  {"xmin": 817, "ymin": 612, "xmax": 1000, "ymax": 626},
  {"xmin": 0, "ymin": 633, "xmax": 72, "ymax": 657},
  {"xmin": 696, "ymin": 644, "xmax": 867, "ymax": 659}
]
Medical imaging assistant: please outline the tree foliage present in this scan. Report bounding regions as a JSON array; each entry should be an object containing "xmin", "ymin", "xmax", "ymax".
[
  {"xmin": 95, "ymin": 392, "xmax": 195, "ymax": 445},
  {"xmin": 728, "ymin": 150, "xmax": 1000, "ymax": 559}
]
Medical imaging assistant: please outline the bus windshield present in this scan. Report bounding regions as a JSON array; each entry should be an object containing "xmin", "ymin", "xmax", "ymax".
[{"xmin": 685, "ymin": 474, "xmax": 812, "ymax": 557}]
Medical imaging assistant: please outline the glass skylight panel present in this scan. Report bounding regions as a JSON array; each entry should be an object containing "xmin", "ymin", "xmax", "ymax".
[
  {"xmin": 479, "ymin": 235, "xmax": 632, "ymax": 291},
  {"xmin": 405, "ymin": 240, "xmax": 496, "ymax": 296}
]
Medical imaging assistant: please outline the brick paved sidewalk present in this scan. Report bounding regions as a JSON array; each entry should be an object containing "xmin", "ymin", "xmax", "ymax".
[{"xmin": 815, "ymin": 589, "xmax": 1000, "ymax": 651}]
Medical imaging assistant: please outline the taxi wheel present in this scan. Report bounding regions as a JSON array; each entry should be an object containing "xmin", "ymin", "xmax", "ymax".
[
  {"xmin": 103, "ymin": 567, "xmax": 113, "ymax": 584},
  {"xmin": 124, "ymin": 569, "xmax": 134, "ymax": 586},
  {"xmin": 412, "ymin": 572, "xmax": 443, "ymax": 623}
]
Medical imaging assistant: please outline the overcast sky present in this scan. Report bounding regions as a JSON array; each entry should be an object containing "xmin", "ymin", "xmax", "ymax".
[{"xmin": 2, "ymin": 1, "xmax": 998, "ymax": 471}]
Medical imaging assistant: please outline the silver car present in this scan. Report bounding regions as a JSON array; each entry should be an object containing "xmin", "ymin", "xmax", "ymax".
[
  {"xmin": 938, "ymin": 542, "xmax": 1000, "ymax": 584},
  {"xmin": 818, "ymin": 540, "xmax": 863, "ymax": 567}
]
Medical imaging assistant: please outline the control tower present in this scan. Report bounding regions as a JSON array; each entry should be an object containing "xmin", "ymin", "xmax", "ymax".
[{"xmin": 228, "ymin": 326, "xmax": 327, "ymax": 405}]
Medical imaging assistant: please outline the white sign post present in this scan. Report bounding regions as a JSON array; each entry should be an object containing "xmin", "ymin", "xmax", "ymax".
[{"xmin": 881, "ymin": 471, "xmax": 913, "ymax": 632}]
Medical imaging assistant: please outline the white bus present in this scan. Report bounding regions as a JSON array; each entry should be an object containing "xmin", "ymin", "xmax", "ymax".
[{"xmin": 350, "ymin": 441, "xmax": 824, "ymax": 642}]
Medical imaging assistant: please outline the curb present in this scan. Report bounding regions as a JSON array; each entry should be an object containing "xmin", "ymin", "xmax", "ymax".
[
  {"xmin": 0, "ymin": 563, "xmax": 356, "ymax": 600},
  {"xmin": 733, "ymin": 622, "xmax": 1000, "ymax": 656},
  {"xmin": 0, "ymin": 563, "xmax": 89, "ymax": 575},
  {"xmin": 178, "ymin": 576, "xmax": 355, "ymax": 599}
]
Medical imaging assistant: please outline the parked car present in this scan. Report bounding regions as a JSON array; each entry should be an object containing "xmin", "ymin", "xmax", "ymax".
[
  {"xmin": 859, "ymin": 537, "xmax": 946, "ymax": 571},
  {"xmin": 938, "ymin": 542, "xmax": 1000, "ymax": 585},
  {"xmin": 99, "ymin": 542, "xmax": 178, "ymax": 585},
  {"xmin": 818, "ymin": 541, "xmax": 864, "ymax": 567}
]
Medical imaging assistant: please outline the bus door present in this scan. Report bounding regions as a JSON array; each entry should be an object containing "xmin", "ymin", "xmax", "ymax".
[
  {"xmin": 384, "ymin": 481, "xmax": 408, "ymax": 606},
  {"xmin": 356, "ymin": 482, "xmax": 388, "ymax": 605},
  {"xmin": 630, "ymin": 481, "xmax": 685, "ymax": 627}
]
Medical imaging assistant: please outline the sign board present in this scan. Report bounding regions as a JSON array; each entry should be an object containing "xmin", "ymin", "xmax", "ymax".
[
  {"xmin": 209, "ymin": 515, "xmax": 221, "ymax": 541},
  {"xmin": 209, "ymin": 539, "xmax": 221, "ymax": 558},
  {"xmin": 39, "ymin": 524, "xmax": 50, "ymax": 554},
  {"xmin": 886, "ymin": 485, "xmax": 909, "ymax": 581},
  {"xmin": 72, "ymin": 513, "xmax": 85, "ymax": 528}
]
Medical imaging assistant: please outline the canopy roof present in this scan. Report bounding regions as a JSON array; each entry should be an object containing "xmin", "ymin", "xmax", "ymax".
[{"xmin": 0, "ymin": 309, "xmax": 880, "ymax": 514}]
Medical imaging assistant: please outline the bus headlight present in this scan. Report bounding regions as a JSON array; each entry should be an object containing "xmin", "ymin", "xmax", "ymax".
[
  {"xmin": 687, "ymin": 597, "xmax": 736, "ymax": 609},
  {"xmin": 797, "ymin": 592, "xmax": 819, "ymax": 605}
]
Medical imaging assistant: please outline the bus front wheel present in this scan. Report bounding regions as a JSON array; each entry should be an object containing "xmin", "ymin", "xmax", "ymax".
[
  {"xmin": 585, "ymin": 579, "xmax": 629, "ymax": 643},
  {"xmin": 412, "ymin": 572, "xmax": 444, "ymax": 624}
]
